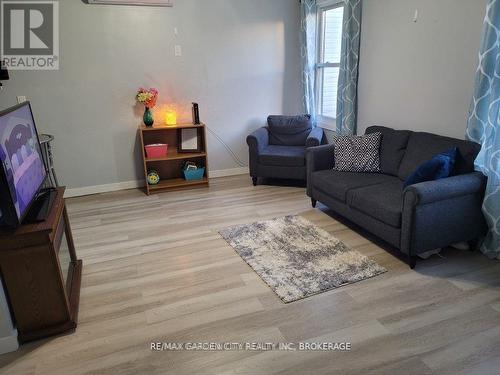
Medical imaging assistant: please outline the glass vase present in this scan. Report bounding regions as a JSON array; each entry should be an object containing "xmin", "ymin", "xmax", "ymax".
[{"xmin": 143, "ymin": 107, "xmax": 154, "ymax": 127}]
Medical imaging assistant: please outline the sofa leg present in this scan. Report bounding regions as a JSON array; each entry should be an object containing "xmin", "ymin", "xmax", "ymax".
[
  {"xmin": 311, "ymin": 198, "xmax": 317, "ymax": 208},
  {"xmin": 468, "ymin": 238, "xmax": 481, "ymax": 252},
  {"xmin": 252, "ymin": 177, "xmax": 258, "ymax": 186},
  {"xmin": 408, "ymin": 255, "xmax": 417, "ymax": 269}
]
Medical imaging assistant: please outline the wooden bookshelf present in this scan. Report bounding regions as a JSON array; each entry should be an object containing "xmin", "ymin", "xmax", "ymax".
[{"xmin": 139, "ymin": 123, "xmax": 209, "ymax": 195}]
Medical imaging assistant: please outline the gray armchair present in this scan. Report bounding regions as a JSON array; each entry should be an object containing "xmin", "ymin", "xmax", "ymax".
[{"xmin": 246, "ymin": 115, "xmax": 324, "ymax": 185}]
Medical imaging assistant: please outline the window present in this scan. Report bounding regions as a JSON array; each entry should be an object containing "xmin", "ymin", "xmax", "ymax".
[{"xmin": 316, "ymin": 1, "xmax": 344, "ymax": 128}]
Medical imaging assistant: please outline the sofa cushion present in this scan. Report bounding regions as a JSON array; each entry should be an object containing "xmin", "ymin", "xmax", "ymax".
[
  {"xmin": 259, "ymin": 145, "xmax": 306, "ymax": 167},
  {"xmin": 347, "ymin": 180, "xmax": 404, "ymax": 228},
  {"xmin": 311, "ymin": 170, "xmax": 395, "ymax": 203},
  {"xmin": 267, "ymin": 115, "xmax": 312, "ymax": 146},
  {"xmin": 365, "ymin": 126, "xmax": 411, "ymax": 176},
  {"xmin": 332, "ymin": 132, "xmax": 382, "ymax": 172},
  {"xmin": 404, "ymin": 148, "xmax": 457, "ymax": 187},
  {"xmin": 398, "ymin": 132, "xmax": 481, "ymax": 180}
]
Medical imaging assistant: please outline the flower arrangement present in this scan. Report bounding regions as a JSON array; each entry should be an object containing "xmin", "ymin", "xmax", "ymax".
[{"xmin": 136, "ymin": 88, "xmax": 158, "ymax": 108}]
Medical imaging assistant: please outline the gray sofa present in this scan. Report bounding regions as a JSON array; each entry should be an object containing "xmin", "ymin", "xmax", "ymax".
[
  {"xmin": 306, "ymin": 126, "xmax": 487, "ymax": 268},
  {"xmin": 247, "ymin": 115, "xmax": 324, "ymax": 185}
]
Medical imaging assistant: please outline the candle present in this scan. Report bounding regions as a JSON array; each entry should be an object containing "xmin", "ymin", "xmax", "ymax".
[{"xmin": 165, "ymin": 111, "xmax": 177, "ymax": 126}]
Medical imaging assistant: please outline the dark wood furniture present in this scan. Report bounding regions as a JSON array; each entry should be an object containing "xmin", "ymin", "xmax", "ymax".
[
  {"xmin": 0, "ymin": 187, "xmax": 82, "ymax": 343},
  {"xmin": 139, "ymin": 123, "xmax": 209, "ymax": 195}
]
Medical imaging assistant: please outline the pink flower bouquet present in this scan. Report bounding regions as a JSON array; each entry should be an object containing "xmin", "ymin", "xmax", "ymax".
[{"xmin": 136, "ymin": 88, "xmax": 158, "ymax": 108}]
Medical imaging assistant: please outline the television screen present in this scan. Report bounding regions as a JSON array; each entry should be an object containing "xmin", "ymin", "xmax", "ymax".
[{"xmin": 0, "ymin": 102, "xmax": 46, "ymax": 222}]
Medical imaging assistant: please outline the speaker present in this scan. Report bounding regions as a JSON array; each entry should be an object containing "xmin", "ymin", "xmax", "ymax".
[{"xmin": 192, "ymin": 102, "xmax": 200, "ymax": 124}]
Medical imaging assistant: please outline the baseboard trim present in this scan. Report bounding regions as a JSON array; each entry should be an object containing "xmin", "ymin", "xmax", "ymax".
[
  {"xmin": 209, "ymin": 167, "xmax": 249, "ymax": 178},
  {"xmin": 64, "ymin": 167, "xmax": 249, "ymax": 198},
  {"xmin": 64, "ymin": 180, "xmax": 145, "ymax": 198},
  {"xmin": 0, "ymin": 329, "xmax": 18, "ymax": 354}
]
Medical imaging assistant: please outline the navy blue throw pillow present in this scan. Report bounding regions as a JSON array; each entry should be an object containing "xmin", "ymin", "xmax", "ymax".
[{"xmin": 404, "ymin": 148, "xmax": 457, "ymax": 187}]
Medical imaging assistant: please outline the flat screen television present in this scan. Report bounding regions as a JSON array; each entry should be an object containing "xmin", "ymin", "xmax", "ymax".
[{"xmin": 0, "ymin": 102, "xmax": 47, "ymax": 227}]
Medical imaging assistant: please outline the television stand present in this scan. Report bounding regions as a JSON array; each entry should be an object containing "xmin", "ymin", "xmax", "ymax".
[
  {"xmin": 24, "ymin": 187, "xmax": 57, "ymax": 223},
  {"xmin": 0, "ymin": 187, "xmax": 82, "ymax": 343}
]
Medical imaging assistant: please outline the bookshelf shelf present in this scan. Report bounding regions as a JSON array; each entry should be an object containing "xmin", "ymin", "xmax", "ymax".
[{"xmin": 145, "ymin": 151, "xmax": 207, "ymax": 162}]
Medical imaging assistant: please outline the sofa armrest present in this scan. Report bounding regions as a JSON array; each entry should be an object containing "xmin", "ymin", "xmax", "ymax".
[
  {"xmin": 306, "ymin": 144, "xmax": 335, "ymax": 197},
  {"xmin": 401, "ymin": 172, "xmax": 487, "ymax": 256},
  {"xmin": 403, "ymin": 172, "xmax": 486, "ymax": 206},
  {"xmin": 306, "ymin": 144, "xmax": 335, "ymax": 172},
  {"xmin": 306, "ymin": 127, "xmax": 324, "ymax": 148},
  {"xmin": 246, "ymin": 127, "xmax": 269, "ymax": 153}
]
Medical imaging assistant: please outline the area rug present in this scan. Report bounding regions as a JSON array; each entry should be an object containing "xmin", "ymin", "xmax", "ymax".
[{"xmin": 218, "ymin": 215, "xmax": 386, "ymax": 303}]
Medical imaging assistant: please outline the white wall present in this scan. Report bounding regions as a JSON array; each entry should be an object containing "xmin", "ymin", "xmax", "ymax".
[
  {"xmin": 356, "ymin": 0, "xmax": 486, "ymax": 139},
  {"xmin": 0, "ymin": 0, "xmax": 302, "ymax": 190}
]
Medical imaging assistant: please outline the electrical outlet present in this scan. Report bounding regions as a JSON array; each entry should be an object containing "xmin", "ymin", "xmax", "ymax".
[
  {"xmin": 17, "ymin": 96, "xmax": 26, "ymax": 103},
  {"xmin": 174, "ymin": 45, "xmax": 182, "ymax": 57}
]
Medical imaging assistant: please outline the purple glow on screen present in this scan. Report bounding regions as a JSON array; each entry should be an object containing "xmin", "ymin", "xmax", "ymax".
[{"xmin": 0, "ymin": 104, "xmax": 46, "ymax": 219}]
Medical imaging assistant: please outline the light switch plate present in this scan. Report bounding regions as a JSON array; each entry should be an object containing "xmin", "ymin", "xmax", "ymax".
[
  {"xmin": 17, "ymin": 96, "xmax": 26, "ymax": 103},
  {"xmin": 174, "ymin": 45, "xmax": 182, "ymax": 57}
]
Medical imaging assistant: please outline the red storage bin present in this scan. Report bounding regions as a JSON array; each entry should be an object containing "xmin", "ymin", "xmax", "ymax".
[{"xmin": 145, "ymin": 143, "xmax": 168, "ymax": 158}]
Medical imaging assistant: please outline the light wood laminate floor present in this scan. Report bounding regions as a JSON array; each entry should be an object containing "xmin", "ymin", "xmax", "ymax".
[{"xmin": 1, "ymin": 175, "xmax": 499, "ymax": 375}]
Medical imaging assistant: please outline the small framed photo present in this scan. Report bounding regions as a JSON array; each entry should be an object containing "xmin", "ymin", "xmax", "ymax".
[{"xmin": 178, "ymin": 128, "xmax": 201, "ymax": 153}]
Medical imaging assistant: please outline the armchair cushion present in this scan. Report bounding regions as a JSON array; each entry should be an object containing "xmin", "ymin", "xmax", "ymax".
[
  {"xmin": 259, "ymin": 145, "xmax": 306, "ymax": 167},
  {"xmin": 267, "ymin": 115, "xmax": 312, "ymax": 146}
]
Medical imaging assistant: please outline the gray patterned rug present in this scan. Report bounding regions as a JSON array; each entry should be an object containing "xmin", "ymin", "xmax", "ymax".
[{"xmin": 219, "ymin": 215, "xmax": 386, "ymax": 303}]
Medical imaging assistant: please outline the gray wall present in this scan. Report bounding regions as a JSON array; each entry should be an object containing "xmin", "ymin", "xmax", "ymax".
[
  {"xmin": 0, "ymin": 0, "xmax": 302, "ymax": 189},
  {"xmin": 357, "ymin": 0, "xmax": 486, "ymax": 139}
]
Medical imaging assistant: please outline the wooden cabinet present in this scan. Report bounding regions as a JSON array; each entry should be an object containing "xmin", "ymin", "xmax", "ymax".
[
  {"xmin": 139, "ymin": 123, "xmax": 209, "ymax": 195},
  {"xmin": 0, "ymin": 187, "xmax": 82, "ymax": 343}
]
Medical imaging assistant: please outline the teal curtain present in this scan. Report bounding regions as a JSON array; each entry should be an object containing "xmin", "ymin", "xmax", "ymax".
[
  {"xmin": 300, "ymin": 0, "xmax": 318, "ymax": 125},
  {"xmin": 336, "ymin": 0, "xmax": 362, "ymax": 135},
  {"xmin": 466, "ymin": 0, "xmax": 500, "ymax": 258}
]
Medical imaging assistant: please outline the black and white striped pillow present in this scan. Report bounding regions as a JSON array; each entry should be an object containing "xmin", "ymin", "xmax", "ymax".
[{"xmin": 332, "ymin": 132, "xmax": 382, "ymax": 172}]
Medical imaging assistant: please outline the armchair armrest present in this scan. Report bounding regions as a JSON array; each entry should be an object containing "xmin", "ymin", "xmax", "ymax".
[
  {"xmin": 403, "ymin": 172, "xmax": 486, "ymax": 206},
  {"xmin": 246, "ymin": 127, "xmax": 269, "ymax": 177},
  {"xmin": 306, "ymin": 144, "xmax": 335, "ymax": 196},
  {"xmin": 246, "ymin": 127, "xmax": 269, "ymax": 153},
  {"xmin": 306, "ymin": 127, "xmax": 324, "ymax": 148}
]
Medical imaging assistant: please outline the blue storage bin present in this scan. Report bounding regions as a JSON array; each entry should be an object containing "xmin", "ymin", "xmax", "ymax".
[{"xmin": 183, "ymin": 167, "xmax": 205, "ymax": 181}]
